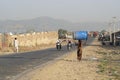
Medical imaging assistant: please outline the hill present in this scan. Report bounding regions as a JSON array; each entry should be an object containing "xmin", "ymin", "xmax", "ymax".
[{"xmin": 0, "ymin": 16, "xmax": 107, "ymax": 33}]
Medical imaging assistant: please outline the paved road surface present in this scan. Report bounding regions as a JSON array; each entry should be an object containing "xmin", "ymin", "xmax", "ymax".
[{"xmin": 0, "ymin": 37, "xmax": 94, "ymax": 80}]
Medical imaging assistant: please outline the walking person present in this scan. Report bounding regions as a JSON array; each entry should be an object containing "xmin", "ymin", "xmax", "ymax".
[
  {"xmin": 77, "ymin": 40, "xmax": 82, "ymax": 61},
  {"xmin": 14, "ymin": 38, "xmax": 19, "ymax": 53}
]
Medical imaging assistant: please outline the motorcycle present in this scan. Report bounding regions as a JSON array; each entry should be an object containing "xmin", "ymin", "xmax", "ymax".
[
  {"xmin": 67, "ymin": 42, "xmax": 72, "ymax": 50},
  {"xmin": 56, "ymin": 42, "xmax": 61, "ymax": 51}
]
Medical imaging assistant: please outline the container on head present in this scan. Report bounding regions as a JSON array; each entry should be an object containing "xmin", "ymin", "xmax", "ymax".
[{"xmin": 73, "ymin": 31, "xmax": 88, "ymax": 40}]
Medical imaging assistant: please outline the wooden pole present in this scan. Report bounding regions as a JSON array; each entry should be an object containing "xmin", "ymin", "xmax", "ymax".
[{"xmin": 77, "ymin": 40, "xmax": 82, "ymax": 61}]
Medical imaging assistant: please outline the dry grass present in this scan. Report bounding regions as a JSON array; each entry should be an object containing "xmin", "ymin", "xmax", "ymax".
[{"xmin": 96, "ymin": 46, "xmax": 120, "ymax": 80}]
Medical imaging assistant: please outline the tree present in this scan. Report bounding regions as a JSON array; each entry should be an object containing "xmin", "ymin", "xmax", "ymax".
[
  {"xmin": 100, "ymin": 29, "xmax": 106, "ymax": 34},
  {"xmin": 58, "ymin": 29, "xmax": 67, "ymax": 39}
]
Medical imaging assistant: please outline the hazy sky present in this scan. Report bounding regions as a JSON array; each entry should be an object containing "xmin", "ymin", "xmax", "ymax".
[{"xmin": 0, "ymin": 0, "xmax": 120, "ymax": 22}]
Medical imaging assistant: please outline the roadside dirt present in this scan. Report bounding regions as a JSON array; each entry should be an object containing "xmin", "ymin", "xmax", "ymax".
[
  {"xmin": 16, "ymin": 38, "xmax": 110, "ymax": 80},
  {"xmin": 0, "ymin": 44, "xmax": 56, "ymax": 56},
  {"xmin": 0, "ymin": 39, "xmax": 67, "ymax": 55}
]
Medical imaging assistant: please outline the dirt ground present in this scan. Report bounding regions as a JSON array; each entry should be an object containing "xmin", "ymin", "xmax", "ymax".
[
  {"xmin": 15, "ymin": 38, "xmax": 112, "ymax": 80},
  {"xmin": 0, "ymin": 44, "xmax": 56, "ymax": 56}
]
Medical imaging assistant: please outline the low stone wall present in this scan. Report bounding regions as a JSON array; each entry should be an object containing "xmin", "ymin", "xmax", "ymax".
[
  {"xmin": 7, "ymin": 31, "xmax": 58, "ymax": 47},
  {"xmin": 0, "ymin": 34, "xmax": 2, "ymax": 49}
]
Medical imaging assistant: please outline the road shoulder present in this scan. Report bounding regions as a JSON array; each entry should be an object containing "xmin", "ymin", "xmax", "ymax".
[{"xmin": 16, "ymin": 38, "xmax": 109, "ymax": 80}]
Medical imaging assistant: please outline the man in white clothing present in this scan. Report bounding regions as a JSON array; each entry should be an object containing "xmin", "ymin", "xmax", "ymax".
[{"xmin": 14, "ymin": 38, "xmax": 19, "ymax": 53}]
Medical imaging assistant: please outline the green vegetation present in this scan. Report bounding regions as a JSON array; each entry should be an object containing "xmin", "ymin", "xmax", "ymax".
[
  {"xmin": 97, "ymin": 49, "xmax": 120, "ymax": 80},
  {"xmin": 58, "ymin": 29, "xmax": 67, "ymax": 39},
  {"xmin": 100, "ymin": 29, "xmax": 107, "ymax": 34}
]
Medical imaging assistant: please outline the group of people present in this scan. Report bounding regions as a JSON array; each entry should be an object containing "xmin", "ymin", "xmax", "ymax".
[
  {"xmin": 56, "ymin": 39, "xmax": 83, "ymax": 61},
  {"xmin": 14, "ymin": 38, "xmax": 82, "ymax": 61},
  {"xmin": 14, "ymin": 38, "xmax": 73, "ymax": 53},
  {"xmin": 56, "ymin": 39, "xmax": 72, "ymax": 50}
]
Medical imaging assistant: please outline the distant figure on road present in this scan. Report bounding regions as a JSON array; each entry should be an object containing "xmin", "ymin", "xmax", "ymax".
[
  {"xmin": 56, "ymin": 39, "xmax": 62, "ymax": 50},
  {"xmin": 67, "ymin": 40, "xmax": 72, "ymax": 50},
  {"xmin": 14, "ymin": 38, "xmax": 19, "ymax": 53}
]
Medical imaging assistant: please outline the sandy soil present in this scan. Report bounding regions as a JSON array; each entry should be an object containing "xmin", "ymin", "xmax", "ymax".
[{"xmin": 16, "ymin": 38, "xmax": 109, "ymax": 80}]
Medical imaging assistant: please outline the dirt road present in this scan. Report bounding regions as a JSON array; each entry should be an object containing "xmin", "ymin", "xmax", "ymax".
[{"xmin": 17, "ymin": 38, "xmax": 109, "ymax": 80}]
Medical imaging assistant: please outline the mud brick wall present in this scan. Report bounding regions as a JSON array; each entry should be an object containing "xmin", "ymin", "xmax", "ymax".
[
  {"xmin": 0, "ymin": 34, "xmax": 2, "ymax": 48},
  {"xmin": 7, "ymin": 31, "xmax": 58, "ymax": 47}
]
